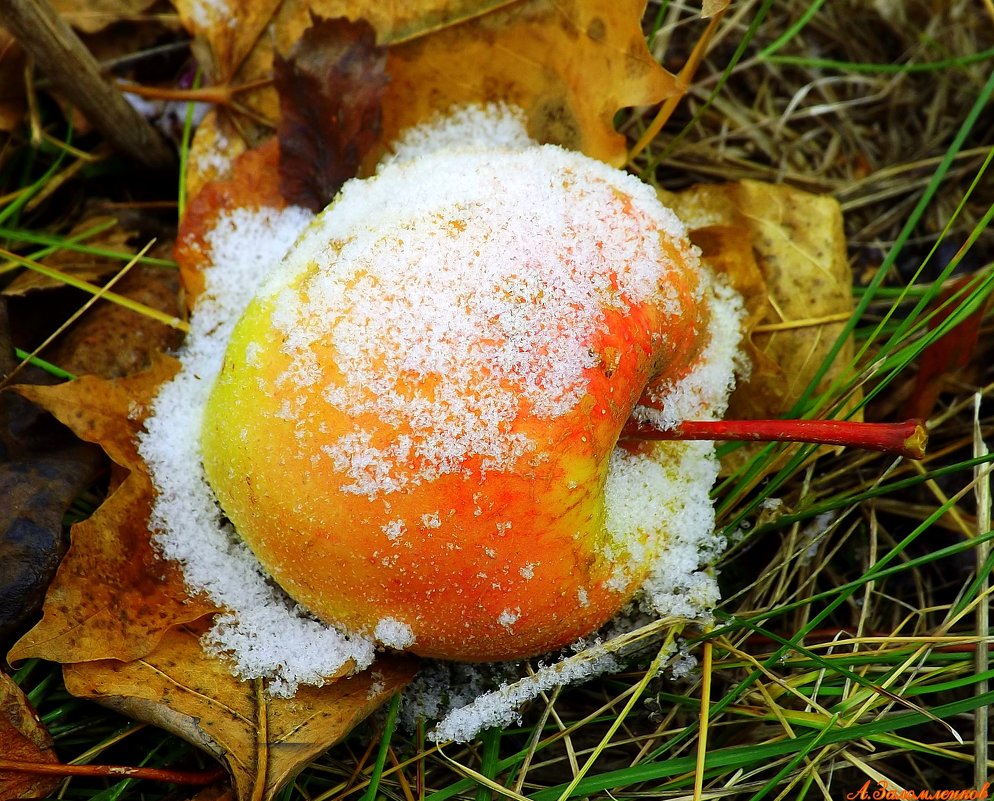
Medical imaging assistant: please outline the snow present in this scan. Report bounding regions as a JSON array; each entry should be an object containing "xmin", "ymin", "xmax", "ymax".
[
  {"xmin": 138, "ymin": 205, "xmax": 384, "ymax": 696},
  {"xmin": 257, "ymin": 135, "xmax": 692, "ymax": 499},
  {"xmin": 431, "ymin": 650, "xmax": 621, "ymax": 742}
]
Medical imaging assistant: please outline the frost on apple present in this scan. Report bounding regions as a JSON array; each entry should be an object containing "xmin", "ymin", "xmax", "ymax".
[{"xmin": 139, "ymin": 104, "xmax": 744, "ymax": 722}]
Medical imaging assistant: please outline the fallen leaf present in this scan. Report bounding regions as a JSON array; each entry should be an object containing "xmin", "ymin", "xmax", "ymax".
[
  {"xmin": 275, "ymin": 17, "xmax": 389, "ymax": 212},
  {"xmin": 171, "ymin": 0, "xmax": 284, "ymax": 86},
  {"xmin": 661, "ymin": 179, "xmax": 856, "ymax": 421},
  {"xmin": 7, "ymin": 361, "xmax": 217, "ymax": 666},
  {"xmin": 65, "ymin": 625, "xmax": 418, "ymax": 801},
  {"xmin": 184, "ymin": 109, "xmax": 247, "ymax": 202},
  {"xmin": 0, "ymin": 301, "xmax": 104, "ymax": 646},
  {"xmin": 2, "ymin": 216, "xmax": 137, "ymax": 297},
  {"xmin": 902, "ymin": 274, "xmax": 992, "ymax": 420},
  {"xmin": 47, "ymin": 263, "xmax": 185, "ymax": 379},
  {"xmin": 0, "ymin": 671, "xmax": 61, "ymax": 801},
  {"xmin": 380, "ymin": 0, "xmax": 676, "ymax": 165},
  {"xmin": 178, "ymin": 0, "xmax": 676, "ymax": 166},
  {"xmin": 175, "ymin": 139, "xmax": 285, "ymax": 306}
]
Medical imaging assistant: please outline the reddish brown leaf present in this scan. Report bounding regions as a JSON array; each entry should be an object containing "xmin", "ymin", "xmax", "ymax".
[
  {"xmin": 175, "ymin": 139, "xmax": 284, "ymax": 307},
  {"xmin": 7, "ymin": 361, "xmax": 218, "ymax": 666},
  {"xmin": 903, "ymin": 275, "xmax": 992, "ymax": 420},
  {"xmin": 275, "ymin": 17, "xmax": 389, "ymax": 212},
  {"xmin": 0, "ymin": 671, "xmax": 61, "ymax": 801}
]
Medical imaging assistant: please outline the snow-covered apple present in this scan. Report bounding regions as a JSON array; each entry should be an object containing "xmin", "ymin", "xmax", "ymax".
[{"xmin": 198, "ymin": 118, "xmax": 744, "ymax": 661}]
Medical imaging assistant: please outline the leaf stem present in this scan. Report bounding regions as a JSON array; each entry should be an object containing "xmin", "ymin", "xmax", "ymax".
[{"xmin": 621, "ymin": 418, "xmax": 927, "ymax": 460}]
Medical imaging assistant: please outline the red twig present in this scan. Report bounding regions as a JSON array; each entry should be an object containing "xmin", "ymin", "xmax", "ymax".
[
  {"xmin": 621, "ymin": 418, "xmax": 928, "ymax": 460},
  {"xmin": 0, "ymin": 759, "xmax": 227, "ymax": 786}
]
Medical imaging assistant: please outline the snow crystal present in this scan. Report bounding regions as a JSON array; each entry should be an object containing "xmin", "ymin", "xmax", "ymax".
[
  {"xmin": 385, "ymin": 102, "xmax": 533, "ymax": 163},
  {"xmin": 375, "ymin": 618, "xmax": 416, "ymax": 650},
  {"xmin": 431, "ymin": 650, "xmax": 620, "ymax": 743},
  {"xmin": 497, "ymin": 608, "xmax": 521, "ymax": 631},
  {"xmin": 634, "ymin": 280, "xmax": 747, "ymax": 430}
]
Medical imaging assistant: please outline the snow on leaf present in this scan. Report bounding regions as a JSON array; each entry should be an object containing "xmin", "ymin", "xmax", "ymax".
[
  {"xmin": 660, "ymin": 180, "xmax": 857, "ymax": 422},
  {"xmin": 175, "ymin": 139, "xmax": 285, "ymax": 307},
  {"xmin": 7, "ymin": 360, "xmax": 217, "ymax": 666},
  {"xmin": 64, "ymin": 624, "xmax": 418, "ymax": 801}
]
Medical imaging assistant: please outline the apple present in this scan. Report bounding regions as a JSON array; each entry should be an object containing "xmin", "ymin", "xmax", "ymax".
[{"xmin": 199, "ymin": 137, "xmax": 922, "ymax": 663}]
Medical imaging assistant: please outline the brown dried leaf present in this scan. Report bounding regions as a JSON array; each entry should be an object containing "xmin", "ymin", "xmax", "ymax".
[
  {"xmin": 0, "ymin": 671, "xmax": 61, "ymax": 801},
  {"xmin": 7, "ymin": 361, "xmax": 217, "ymax": 666},
  {"xmin": 181, "ymin": 0, "xmax": 676, "ymax": 168},
  {"xmin": 662, "ymin": 179, "xmax": 856, "ymax": 420},
  {"xmin": 275, "ymin": 17, "xmax": 389, "ymax": 212},
  {"xmin": 65, "ymin": 625, "xmax": 418, "ymax": 801},
  {"xmin": 3, "ymin": 216, "xmax": 136, "ymax": 297},
  {"xmin": 46, "ymin": 263, "xmax": 185, "ymax": 379},
  {"xmin": 51, "ymin": 0, "xmax": 160, "ymax": 34}
]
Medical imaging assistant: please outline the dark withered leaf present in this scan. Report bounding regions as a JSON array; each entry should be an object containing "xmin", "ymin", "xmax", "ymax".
[
  {"xmin": 0, "ymin": 448, "xmax": 102, "ymax": 645},
  {"xmin": 275, "ymin": 16, "xmax": 389, "ymax": 213},
  {"xmin": 0, "ymin": 300, "xmax": 103, "ymax": 646}
]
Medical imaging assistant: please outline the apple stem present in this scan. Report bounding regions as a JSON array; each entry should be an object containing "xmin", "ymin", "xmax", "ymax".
[{"xmin": 620, "ymin": 418, "xmax": 928, "ymax": 460}]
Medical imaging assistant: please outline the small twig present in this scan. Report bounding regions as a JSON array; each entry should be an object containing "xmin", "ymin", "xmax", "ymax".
[
  {"xmin": 0, "ymin": 758, "xmax": 226, "ymax": 786},
  {"xmin": 118, "ymin": 77, "xmax": 273, "ymax": 104},
  {"xmin": 0, "ymin": 0, "xmax": 173, "ymax": 168}
]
